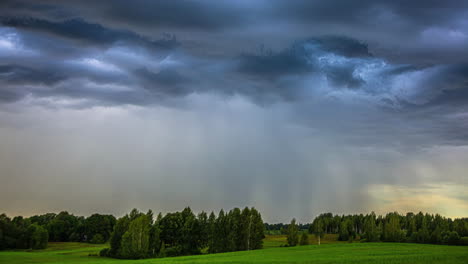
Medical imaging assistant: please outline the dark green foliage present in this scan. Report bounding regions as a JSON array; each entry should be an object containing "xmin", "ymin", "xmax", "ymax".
[
  {"xmin": 441, "ymin": 231, "xmax": 460, "ymax": 245},
  {"xmin": 207, "ymin": 212, "xmax": 216, "ymax": 253},
  {"xmin": 89, "ymin": 234, "xmax": 105, "ymax": 244},
  {"xmin": 311, "ymin": 218, "xmax": 325, "ymax": 245},
  {"xmin": 307, "ymin": 212, "xmax": 468, "ymax": 246},
  {"xmin": 120, "ymin": 214, "xmax": 151, "ymax": 259},
  {"xmin": 363, "ymin": 212, "xmax": 379, "ymax": 242},
  {"xmin": 105, "ymin": 207, "xmax": 264, "ymax": 260},
  {"xmin": 28, "ymin": 224, "xmax": 48, "ymax": 249},
  {"xmin": 338, "ymin": 218, "xmax": 356, "ymax": 241},
  {"xmin": 84, "ymin": 214, "xmax": 116, "ymax": 243},
  {"xmin": 148, "ymin": 223, "xmax": 162, "ymax": 257},
  {"xmin": 299, "ymin": 232, "xmax": 309, "ymax": 245},
  {"xmin": 0, "ymin": 214, "xmax": 49, "ymax": 250},
  {"xmin": 249, "ymin": 208, "xmax": 265, "ymax": 250},
  {"xmin": 286, "ymin": 218, "xmax": 299, "ymax": 246},
  {"xmin": 108, "ymin": 215, "xmax": 130, "ymax": 257},
  {"xmin": 47, "ymin": 212, "xmax": 78, "ymax": 242},
  {"xmin": 382, "ymin": 213, "xmax": 405, "ymax": 242},
  {"xmin": 99, "ymin": 248, "xmax": 110, "ymax": 257}
]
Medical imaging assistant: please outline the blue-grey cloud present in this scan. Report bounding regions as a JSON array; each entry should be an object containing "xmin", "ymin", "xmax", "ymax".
[{"xmin": 1, "ymin": 17, "xmax": 179, "ymax": 51}]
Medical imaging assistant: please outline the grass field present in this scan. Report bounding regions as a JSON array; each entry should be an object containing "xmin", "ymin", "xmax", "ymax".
[{"xmin": 1, "ymin": 237, "xmax": 467, "ymax": 264}]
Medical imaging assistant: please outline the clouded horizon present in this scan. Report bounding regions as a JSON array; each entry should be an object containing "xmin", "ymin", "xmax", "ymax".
[{"xmin": 1, "ymin": 0, "xmax": 467, "ymax": 222}]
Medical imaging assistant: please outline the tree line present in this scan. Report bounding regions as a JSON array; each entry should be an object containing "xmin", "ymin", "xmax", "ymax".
[
  {"xmin": 0, "ymin": 212, "xmax": 116, "ymax": 250},
  {"xmin": 2, "ymin": 209, "xmax": 467, "ymax": 254},
  {"xmin": 102, "ymin": 207, "xmax": 264, "ymax": 259},
  {"xmin": 279, "ymin": 212, "xmax": 468, "ymax": 247},
  {"xmin": 0, "ymin": 207, "xmax": 264, "ymax": 260}
]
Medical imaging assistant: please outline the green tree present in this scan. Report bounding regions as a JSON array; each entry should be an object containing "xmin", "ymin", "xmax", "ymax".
[
  {"xmin": 286, "ymin": 218, "xmax": 299, "ymax": 246},
  {"xmin": 248, "ymin": 208, "xmax": 264, "ymax": 250},
  {"xmin": 120, "ymin": 215, "xmax": 151, "ymax": 259},
  {"xmin": 109, "ymin": 215, "xmax": 130, "ymax": 257},
  {"xmin": 148, "ymin": 223, "xmax": 162, "ymax": 257},
  {"xmin": 363, "ymin": 212, "xmax": 379, "ymax": 242},
  {"xmin": 383, "ymin": 213, "xmax": 404, "ymax": 242},
  {"xmin": 28, "ymin": 224, "xmax": 48, "ymax": 249},
  {"xmin": 207, "ymin": 212, "xmax": 216, "ymax": 253},
  {"xmin": 239, "ymin": 207, "xmax": 251, "ymax": 251},
  {"xmin": 84, "ymin": 214, "xmax": 116, "ymax": 243},
  {"xmin": 311, "ymin": 218, "xmax": 325, "ymax": 245}
]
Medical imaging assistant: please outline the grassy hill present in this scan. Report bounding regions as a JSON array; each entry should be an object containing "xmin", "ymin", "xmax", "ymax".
[{"xmin": 1, "ymin": 240, "xmax": 467, "ymax": 264}]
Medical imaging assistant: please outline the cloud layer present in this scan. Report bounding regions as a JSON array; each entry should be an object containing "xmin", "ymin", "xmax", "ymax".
[{"xmin": 0, "ymin": 0, "xmax": 467, "ymax": 221}]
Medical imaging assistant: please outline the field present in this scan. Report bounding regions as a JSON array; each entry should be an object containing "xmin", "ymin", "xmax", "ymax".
[{"xmin": 0, "ymin": 236, "xmax": 467, "ymax": 264}]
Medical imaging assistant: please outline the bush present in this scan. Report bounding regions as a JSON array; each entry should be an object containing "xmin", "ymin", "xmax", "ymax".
[
  {"xmin": 441, "ymin": 231, "xmax": 460, "ymax": 245},
  {"xmin": 299, "ymin": 233, "xmax": 309, "ymax": 245},
  {"xmin": 164, "ymin": 245, "xmax": 182, "ymax": 257},
  {"xmin": 90, "ymin": 234, "xmax": 105, "ymax": 244},
  {"xmin": 99, "ymin": 248, "xmax": 110, "ymax": 257},
  {"xmin": 459, "ymin": 237, "xmax": 468, "ymax": 246}
]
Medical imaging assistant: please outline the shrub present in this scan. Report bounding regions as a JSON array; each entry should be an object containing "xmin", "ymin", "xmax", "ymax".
[
  {"xmin": 299, "ymin": 233, "xmax": 309, "ymax": 245},
  {"xmin": 441, "ymin": 231, "xmax": 460, "ymax": 245},
  {"xmin": 458, "ymin": 237, "xmax": 468, "ymax": 245},
  {"xmin": 90, "ymin": 234, "xmax": 105, "ymax": 244},
  {"xmin": 99, "ymin": 248, "xmax": 110, "ymax": 257}
]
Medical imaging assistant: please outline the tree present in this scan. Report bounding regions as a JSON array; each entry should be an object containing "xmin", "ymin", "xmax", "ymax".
[
  {"xmin": 109, "ymin": 215, "xmax": 130, "ymax": 257},
  {"xmin": 363, "ymin": 212, "xmax": 379, "ymax": 242},
  {"xmin": 197, "ymin": 211, "xmax": 209, "ymax": 250},
  {"xmin": 383, "ymin": 213, "xmax": 404, "ymax": 242},
  {"xmin": 120, "ymin": 215, "xmax": 151, "ymax": 259},
  {"xmin": 311, "ymin": 218, "xmax": 325, "ymax": 245},
  {"xmin": 207, "ymin": 212, "xmax": 216, "ymax": 253},
  {"xmin": 85, "ymin": 214, "xmax": 116, "ymax": 243},
  {"xmin": 228, "ymin": 208, "xmax": 242, "ymax": 251},
  {"xmin": 148, "ymin": 222, "xmax": 162, "ymax": 257},
  {"xmin": 214, "ymin": 209, "xmax": 229, "ymax": 253},
  {"xmin": 28, "ymin": 224, "xmax": 48, "ymax": 249},
  {"xmin": 239, "ymin": 207, "xmax": 251, "ymax": 251},
  {"xmin": 46, "ymin": 211, "xmax": 79, "ymax": 242},
  {"xmin": 180, "ymin": 207, "xmax": 201, "ymax": 255},
  {"xmin": 338, "ymin": 220, "xmax": 349, "ymax": 241},
  {"xmin": 410, "ymin": 213, "xmax": 431, "ymax": 244},
  {"xmin": 300, "ymin": 232, "xmax": 309, "ymax": 245},
  {"xmin": 248, "ymin": 208, "xmax": 264, "ymax": 250},
  {"xmin": 286, "ymin": 218, "xmax": 299, "ymax": 247}
]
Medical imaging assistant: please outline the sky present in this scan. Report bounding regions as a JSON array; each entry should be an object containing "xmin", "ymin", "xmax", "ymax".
[{"xmin": 0, "ymin": 0, "xmax": 467, "ymax": 223}]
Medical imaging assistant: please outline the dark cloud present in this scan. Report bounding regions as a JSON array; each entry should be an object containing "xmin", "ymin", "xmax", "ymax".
[
  {"xmin": 1, "ymin": 17, "xmax": 179, "ymax": 51},
  {"xmin": 135, "ymin": 68, "xmax": 193, "ymax": 97},
  {"xmin": 0, "ymin": 1, "xmax": 467, "ymax": 132},
  {"xmin": 272, "ymin": 0, "xmax": 468, "ymax": 28},
  {"xmin": 413, "ymin": 64, "xmax": 468, "ymax": 107},
  {"xmin": 0, "ymin": 64, "xmax": 64, "ymax": 85},
  {"xmin": 237, "ymin": 36, "xmax": 370, "ymax": 88},
  {"xmin": 85, "ymin": 0, "xmax": 247, "ymax": 30},
  {"xmin": 1, "ymin": 0, "xmax": 248, "ymax": 30},
  {"xmin": 237, "ymin": 45, "xmax": 313, "ymax": 78}
]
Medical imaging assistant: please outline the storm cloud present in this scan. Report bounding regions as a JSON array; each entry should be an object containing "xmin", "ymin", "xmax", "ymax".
[{"xmin": 0, "ymin": 1, "xmax": 467, "ymax": 221}]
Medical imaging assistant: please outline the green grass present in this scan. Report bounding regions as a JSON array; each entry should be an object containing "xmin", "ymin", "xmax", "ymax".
[{"xmin": 1, "ymin": 241, "xmax": 467, "ymax": 264}]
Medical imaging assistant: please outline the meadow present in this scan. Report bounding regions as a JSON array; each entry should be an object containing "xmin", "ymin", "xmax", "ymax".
[{"xmin": 1, "ymin": 236, "xmax": 467, "ymax": 264}]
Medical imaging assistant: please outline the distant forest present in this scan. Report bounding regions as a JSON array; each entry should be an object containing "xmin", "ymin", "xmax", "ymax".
[
  {"xmin": 1, "ymin": 209, "xmax": 467, "ymax": 260},
  {"xmin": 266, "ymin": 212, "xmax": 468, "ymax": 246}
]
